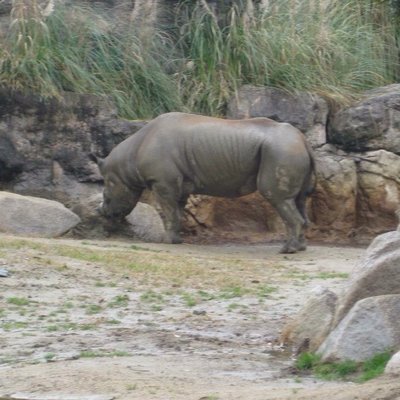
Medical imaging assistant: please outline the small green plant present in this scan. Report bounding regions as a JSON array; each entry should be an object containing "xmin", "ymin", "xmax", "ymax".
[
  {"xmin": 7, "ymin": 297, "xmax": 30, "ymax": 306},
  {"xmin": 313, "ymin": 272, "xmax": 349, "ymax": 280},
  {"xmin": 295, "ymin": 352, "xmax": 321, "ymax": 370},
  {"xmin": 181, "ymin": 292, "xmax": 197, "ymax": 307},
  {"xmin": 358, "ymin": 351, "xmax": 393, "ymax": 382},
  {"xmin": 198, "ymin": 290, "xmax": 216, "ymax": 301},
  {"xmin": 140, "ymin": 290, "xmax": 164, "ymax": 304},
  {"xmin": 95, "ymin": 281, "xmax": 117, "ymax": 288},
  {"xmin": 80, "ymin": 350, "xmax": 130, "ymax": 358},
  {"xmin": 86, "ymin": 304, "xmax": 103, "ymax": 315},
  {"xmin": 108, "ymin": 294, "xmax": 130, "ymax": 308},
  {"xmin": 219, "ymin": 286, "xmax": 248, "ymax": 299},
  {"xmin": 1, "ymin": 321, "xmax": 28, "ymax": 331},
  {"xmin": 46, "ymin": 325, "xmax": 59, "ymax": 332},
  {"xmin": 227, "ymin": 302, "xmax": 243, "ymax": 311},
  {"xmin": 295, "ymin": 350, "xmax": 393, "ymax": 382},
  {"xmin": 44, "ymin": 352, "xmax": 56, "ymax": 362},
  {"xmin": 256, "ymin": 284, "xmax": 278, "ymax": 298},
  {"xmin": 314, "ymin": 359, "xmax": 358, "ymax": 380}
]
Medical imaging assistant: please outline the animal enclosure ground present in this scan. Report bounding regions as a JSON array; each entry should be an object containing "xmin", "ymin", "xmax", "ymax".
[{"xmin": 0, "ymin": 235, "xmax": 399, "ymax": 400}]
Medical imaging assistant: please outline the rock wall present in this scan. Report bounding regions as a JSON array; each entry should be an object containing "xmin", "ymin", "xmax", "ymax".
[
  {"xmin": 0, "ymin": 90, "xmax": 145, "ymax": 237},
  {"xmin": 225, "ymin": 84, "xmax": 400, "ymax": 244},
  {"xmin": 0, "ymin": 85, "xmax": 399, "ymax": 244}
]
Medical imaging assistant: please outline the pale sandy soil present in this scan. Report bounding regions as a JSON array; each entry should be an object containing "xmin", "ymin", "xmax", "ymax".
[{"xmin": 0, "ymin": 234, "xmax": 399, "ymax": 400}]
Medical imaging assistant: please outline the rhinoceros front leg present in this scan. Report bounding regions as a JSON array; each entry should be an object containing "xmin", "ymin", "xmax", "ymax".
[{"xmin": 152, "ymin": 183, "xmax": 184, "ymax": 244}]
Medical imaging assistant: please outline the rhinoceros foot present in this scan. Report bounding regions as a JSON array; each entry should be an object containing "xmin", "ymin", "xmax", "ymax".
[{"xmin": 280, "ymin": 238, "xmax": 306, "ymax": 254}]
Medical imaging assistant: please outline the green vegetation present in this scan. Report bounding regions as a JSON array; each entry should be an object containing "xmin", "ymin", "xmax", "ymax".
[
  {"xmin": 295, "ymin": 350, "xmax": 393, "ymax": 382},
  {"xmin": 0, "ymin": 0, "xmax": 398, "ymax": 117},
  {"xmin": 86, "ymin": 304, "xmax": 103, "ymax": 314},
  {"xmin": 1, "ymin": 321, "xmax": 29, "ymax": 331},
  {"xmin": 7, "ymin": 297, "xmax": 30, "ymax": 306},
  {"xmin": 108, "ymin": 294, "xmax": 130, "ymax": 308},
  {"xmin": 181, "ymin": 291, "xmax": 197, "ymax": 307},
  {"xmin": 79, "ymin": 350, "xmax": 130, "ymax": 358},
  {"xmin": 46, "ymin": 322, "xmax": 98, "ymax": 332},
  {"xmin": 358, "ymin": 351, "xmax": 393, "ymax": 382},
  {"xmin": 44, "ymin": 352, "xmax": 56, "ymax": 362},
  {"xmin": 219, "ymin": 285, "xmax": 249, "ymax": 299}
]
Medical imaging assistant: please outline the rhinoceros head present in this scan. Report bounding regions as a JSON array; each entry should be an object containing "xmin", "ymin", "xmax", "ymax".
[{"xmin": 89, "ymin": 153, "xmax": 138, "ymax": 220}]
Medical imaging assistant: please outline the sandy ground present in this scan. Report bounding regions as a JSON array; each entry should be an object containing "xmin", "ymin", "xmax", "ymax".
[{"xmin": 0, "ymin": 234, "xmax": 399, "ymax": 400}]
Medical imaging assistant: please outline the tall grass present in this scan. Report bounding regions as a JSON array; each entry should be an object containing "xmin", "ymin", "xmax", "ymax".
[
  {"xmin": 0, "ymin": 0, "xmax": 182, "ymax": 118},
  {"xmin": 0, "ymin": 0, "xmax": 398, "ymax": 118},
  {"xmin": 176, "ymin": 0, "xmax": 399, "ymax": 114}
]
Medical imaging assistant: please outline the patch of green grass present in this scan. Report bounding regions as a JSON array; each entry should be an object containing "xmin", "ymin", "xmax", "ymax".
[
  {"xmin": 80, "ymin": 350, "xmax": 130, "ymax": 358},
  {"xmin": 46, "ymin": 325, "xmax": 60, "ymax": 332},
  {"xmin": 1, "ymin": 321, "xmax": 29, "ymax": 331},
  {"xmin": 108, "ymin": 294, "xmax": 130, "ymax": 308},
  {"xmin": 44, "ymin": 352, "xmax": 56, "ymax": 362},
  {"xmin": 86, "ymin": 304, "xmax": 103, "ymax": 315},
  {"xmin": 140, "ymin": 290, "xmax": 164, "ymax": 304},
  {"xmin": 46, "ymin": 322, "xmax": 97, "ymax": 332},
  {"xmin": 95, "ymin": 281, "xmax": 117, "ymax": 288},
  {"xmin": 313, "ymin": 272, "xmax": 349, "ymax": 280},
  {"xmin": 314, "ymin": 359, "xmax": 359, "ymax": 380},
  {"xmin": 181, "ymin": 292, "xmax": 197, "ymax": 307},
  {"xmin": 358, "ymin": 351, "xmax": 393, "ymax": 382},
  {"xmin": 7, "ymin": 297, "xmax": 30, "ymax": 306},
  {"xmin": 198, "ymin": 290, "xmax": 216, "ymax": 301},
  {"xmin": 295, "ymin": 352, "xmax": 321, "ymax": 370},
  {"xmin": 256, "ymin": 284, "xmax": 278, "ymax": 298},
  {"xmin": 227, "ymin": 303, "xmax": 242, "ymax": 311},
  {"xmin": 219, "ymin": 286, "xmax": 248, "ymax": 299},
  {"xmin": 130, "ymin": 244, "xmax": 162, "ymax": 253},
  {"xmin": 295, "ymin": 350, "xmax": 393, "ymax": 382}
]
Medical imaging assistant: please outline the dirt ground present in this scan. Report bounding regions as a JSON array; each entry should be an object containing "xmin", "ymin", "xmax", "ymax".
[{"xmin": 1, "ymin": 234, "xmax": 399, "ymax": 400}]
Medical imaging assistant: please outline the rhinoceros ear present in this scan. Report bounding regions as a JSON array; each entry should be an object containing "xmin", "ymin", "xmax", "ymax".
[{"xmin": 89, "ymin": 153, "xmax": 105, "ymax": 173}]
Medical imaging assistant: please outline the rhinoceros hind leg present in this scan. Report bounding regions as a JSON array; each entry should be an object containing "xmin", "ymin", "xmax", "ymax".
[
  {"xmin": 279, "ymin": 236, "xmax": 306, "ymax": 254},
  {"xmin": 264, "ymin": 197, "xmax": 306, "ymax": 254}
]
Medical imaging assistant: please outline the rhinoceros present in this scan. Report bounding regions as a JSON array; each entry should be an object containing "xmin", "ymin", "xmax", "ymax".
[{"xmin": 91, "ymin": 112, "xmax": 315, "ymax": 253}]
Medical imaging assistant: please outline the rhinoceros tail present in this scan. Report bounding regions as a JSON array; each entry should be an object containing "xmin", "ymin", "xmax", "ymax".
[{"xmin": 303, "ymin": 137, "xmax": 316, "ymax": 196}]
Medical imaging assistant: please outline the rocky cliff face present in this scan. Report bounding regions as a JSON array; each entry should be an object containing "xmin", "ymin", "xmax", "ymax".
[{"xmin": 0, "ymin": 85, "xmax": 399, "ymax": 244}]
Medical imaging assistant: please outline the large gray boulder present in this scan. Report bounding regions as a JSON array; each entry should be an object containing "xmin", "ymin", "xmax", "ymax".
[
  {"xmin": 280, "ymin": 286, "xmax": 338, "ymax": 353},
  {"xmin": 226, "ymin": 85, "xmax": 329, "ymax": 147},
  {"xmin": 329, "ymin": 84, "xmax": 400, "ymax": 154},
  {"xmin": 317, "ymin": 294, "xmax": 400, "ymax": 362},
  {"xmin": 333, "ymin": 230, "xmax": 400, "ymax": 327},
  {"xmin": 126, "ymin": 202, "xmax": 166, "ymax": 243},
  {"xmin": 0, "ymin": 191, "xmax": 80, "ymax": 237},
  {"xmin": 385, "ymin": 351, "xmax": 400, "ymax": 375}
]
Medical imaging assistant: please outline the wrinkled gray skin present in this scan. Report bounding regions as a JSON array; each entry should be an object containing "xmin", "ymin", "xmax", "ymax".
[{"xmin": 92, "ymin": 112, "xmax": 315, "ymax": 253}]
